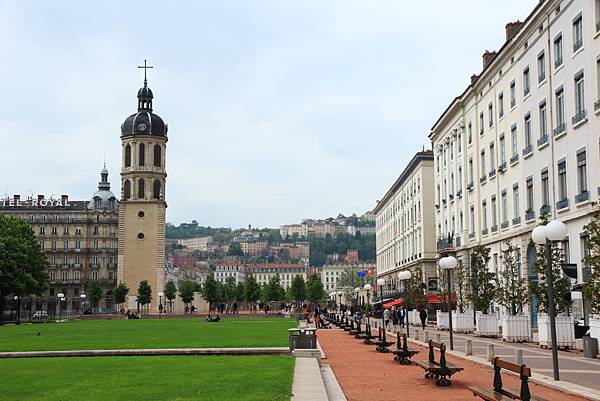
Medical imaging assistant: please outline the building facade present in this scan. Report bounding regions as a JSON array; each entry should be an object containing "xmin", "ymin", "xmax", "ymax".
[
  {"xmin": 430, "ymin": 0, "xmax": 600, "ymax": 324},
  {"xmin": 117, "ymin": 70, "xmax": 168, "ymax": 313},
  {"xmin": 0, "ymin": 168, "xmax": 119, "ymax": 315},
  {"xmin": 177, "ymin": 236, "xmax": 214, "ymax": 252},
  {"xmin": 374, "ymin": 151, "xmax": 438, "ymax": 295},
  {"xmin": 321, "ymin": 261, "xmax": 373, "ymax": 292}
]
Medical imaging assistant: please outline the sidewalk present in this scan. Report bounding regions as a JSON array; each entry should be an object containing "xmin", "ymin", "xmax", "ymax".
[{"xmin": 318, "ymin": 326, "xmax": 588, "ymax": 401}]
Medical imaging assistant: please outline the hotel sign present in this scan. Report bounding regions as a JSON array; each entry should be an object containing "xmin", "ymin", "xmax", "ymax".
[{"xmin": 1, "ymin": 197, "xmax": 71, "ymax": 207}]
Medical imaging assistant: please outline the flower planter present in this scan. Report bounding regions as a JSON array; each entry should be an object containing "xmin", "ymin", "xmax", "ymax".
[
  {"xmin": 410, "ymin": 310, "xmax": 420, "ymax": 326},
  {"xmin": 590, "ymin": 315, "xmax": 600, "ymax": 344},
  {"xmin": 436, "ymin": 310, "xmax": 449, "ymax": 330},
  {"xmin": 476, "ymin": 312, "xmax": 499, "ymax": 337},
  {"xmin": 452, "ymin": 311, "xmax": 474, "ymax": 333},
  {"xmin": 501, "ymin": 314, "xmax": 531, "ymax": 342},
  {"xmin": 537, "ymin": 313, "xmax": 575, "ymax": 349}
]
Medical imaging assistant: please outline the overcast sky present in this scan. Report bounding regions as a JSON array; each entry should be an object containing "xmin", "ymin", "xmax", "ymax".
[{"xmin": 0, "ymin": 0, "xmax": 538, "ymax": 228}]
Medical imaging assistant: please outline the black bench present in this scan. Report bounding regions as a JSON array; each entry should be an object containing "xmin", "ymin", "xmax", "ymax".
[
  {"xmin": 349, "ymin": 320, "xmax": 362, "ymax": 336},
  {"xmin": 391, "ymin": 332, "xmax": 419, "ymax": 365},
  {"xmin": 469, "ymin": 357, "xmax": 548, "ymax": 401},
  {"xmin": 343, "ymin": 319, "xmax": 353, "ymax": 332},
  {"xmin": 371, "ymin": 328, "xmax": 391, "ymax": 353},
  {"xmin": 415, "ymin": 340, "xmax": 463, "ymax": 386},
  {"xmin": 356, "ymin": 322, "xmax": 374, "ymax": 343}
]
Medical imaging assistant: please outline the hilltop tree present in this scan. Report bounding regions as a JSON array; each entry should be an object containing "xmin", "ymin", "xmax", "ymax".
[
  {"xmin": 497, "ymin": 241, "xmax": 529, "ymax": 315},
  {"xmin": 467, "ymin": 245, "xmax": 497, "ymax": 314}
]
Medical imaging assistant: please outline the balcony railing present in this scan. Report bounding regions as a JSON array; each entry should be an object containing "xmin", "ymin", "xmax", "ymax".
[
  {"xmin": 575, "ymin": 191, "xmax": 589, "ymax": 203},
  {"xmin": 522, "ymin": 145, "xmax": 532, "ymax": 157},
  {"xmin": 540, "ymin": 205, "xmax": 551, "ymax": 215},
  {"xmin": 480, "ymin": 176, "xmax": 487, "ymax": 184},
  {"xmin": 467, "ymin": 182, "xmax": 474, "ymax": 191},
  {"xmin": 595, "ymin": 99, "xmax": 600, "ymax": 112},
  {"xmin": 488, "ymin": 168, "xmax": 496, "ymax": 178},
  {"xmin": 525, "ymin": 210, "xmax": 535, "ymax": 221},
  {"xmin": 498, "ymin": 162, "xmax": 507, "ymax": 173},
  {"xmin": 512, "ymin": 216, "xmax": 521, "ymax": 225},
  {"xmin": 437, "ymin": 237, "xmax": 455, "ymax": 252},
  {"xmin": 553, "ymin": 123, "xmax": 566, "ymax": 137},
  {"xmin": 482, "ymin": 228, "xmax": 488, "ymax": 235},
  {"xmin": 501, "ymin": 221, "xmax": 509, "ymax": 229},
  {"xmin": 538, "ymin": 73, "xmax": 545, "ymax": 83},
  {"xmin": 537, "ymin": 134, "xmax": 548, "ymax": 147},
  {"xmin": 491, "ymin": 225, "xmax": 498, "ymax": 233},
  {"xmin": 572, "ymin": 109, "xmax": 587, "ymax": 125},
  {"xmin": 554, "ymin": 57, "xmax": 563, "ymax": 69},
  {"xmin": 556, "ymin": 198, "xmax": 569, "ymax": 210},
  {"xmin": 510, "ymin": 154, "xmax": 519, "ymax": 164},
  {"xmin": 573, "ymin": 39, "xmax": 583, "ymax": 52}
]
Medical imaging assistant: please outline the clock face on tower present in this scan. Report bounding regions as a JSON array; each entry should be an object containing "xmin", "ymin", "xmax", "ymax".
[{"xmin": 136, "ymin": 122, "xmax": 148, "ymax": 132}]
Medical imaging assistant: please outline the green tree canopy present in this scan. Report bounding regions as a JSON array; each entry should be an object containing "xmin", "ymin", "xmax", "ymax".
[
  {"xmin": 244, "ymin": 275, "xmax": 261, "ymax": 305},
  {"xmin": 202, "ymin": 275, "xmax": 219, "ymax": 307},
  {"xmin": 136, "ymin": 280, "xmax": 152, "ymax": 310},
  {"xmin": 466, "ymin": 245, "xmax": 497, "ymax": 314},
  {"xmin": 583, "ymin": 206, "xmax": 600, "ymax": 314},
  {"xmin": 223, "ymin": 276, "xmax": 237, "ymax": 302},
  {"xmin": 179, "ymin": 279, "xmax": 197, "ymax": 305},
  {"xmin": 86, "ymin": 280, "xmax": 103, "ymax": 308},
  {"xmin": 227, "ymin": 243, "xmax": 244, "ymax": 256},
  {"xmin": 497, "ymin": 240, "xmax": 529, "ymax": 315},
  {"xmin": 113, "ymin": 282, "xmax": 129, "ymax": 306},
  {"xmin": 306, "ymin": 274, "xmax": 327, "ymax": 304},
  {"xmin": 290, "ymin": 275, "xmax": 306, "ymax": 304},
  {"xmin": 164, "ymin": 280, "xmax": 177, "ymax": 303},
  {"xmin": 454, "ymin": 260, "xmax": 471, "ymax": 313},
  {"xmin": 264, "ymin": 274, "xmax": 284, "ymax": 303}
]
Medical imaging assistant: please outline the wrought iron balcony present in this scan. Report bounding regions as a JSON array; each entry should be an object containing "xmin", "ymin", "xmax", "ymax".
[
  {"xmin": 573, "ymin": 39, "xmax": 583, "ymax": 53},
  {"xmin": 482, "ymin": 228, "xmax": 488, "ymax": 235},
  {"xmin": 537, "ymin": 134, "xmax": 548, "ymax": 147},
  {"xmin": 525, "ymin": 210, "xmax": 535, "ymax": 221},
  {"xmin": 491, "ymin": 225, "xmax": 498, "ymax": 233},
  {"xmin": 522, "ymin": 145, "xmax": 533, "ymax": 157},
  {"xmin": 467, "ymin": 182, "xmax": 474, "ymax": 191},
  {"xmin": 510, "ymin": 154, "xmax": 519, "ymax": 164},
  {"xmin": 556, "ymin": 198, "xmax": 569, "ymax": 210},
  {"xmin": 540, "ymin": 205, "xmax": 551, "ymax": 215},
  {"xmin": 595, "ymin": 99, "xmax": 600, "ymax": 112},
  {"xmin": 501, "ymin": 221, "xmax": 509, "ymax": 229},
  {"xmin": 553, "ymin": 123, "xmax": 566, "ymax": 137},
  {"xmin": 572, "ymin": 109, "xmax": 587, "ymax": 126},
  {"xmin": 498, "ymin": 162, "xmax": 507, "ymax": 173},
  {"xmin": 480, "ymin": 175, "xmax": 487, "ymax": 184},
  {"xmin": 575, "ymin": 191, "xmax": 589, "ymax": 204},
  {"xmin": 437, "ymin": 236, "xmax": 455, "ymax": 252},
  {"xmin": 489, "ymin": 168, "xmax": 496, "ymax": 179},
  {"xmin": 538, "ymin": 73, "xmax": 545, "ymax": 83},
  {"xmin": 512, "ymin": 216, "xmax": 521, "ymax": 225}
]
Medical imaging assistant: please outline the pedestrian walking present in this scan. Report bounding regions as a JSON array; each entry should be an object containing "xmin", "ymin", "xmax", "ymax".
[
  {"xmin": 383, "ymin": 307, "xmax": 391, "ymax": 327},
  {"xmin": 419, "ymin": 307, "xmax": 428, "ymax": 330},
  {"xmin": 399, "ymin": 306, "xmax": 405, "ymax": 327}
]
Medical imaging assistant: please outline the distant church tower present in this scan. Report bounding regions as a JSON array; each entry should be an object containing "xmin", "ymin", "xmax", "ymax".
[{"xmin": 117, "ymin": 61, "xmax": 168, "ymax": 312}]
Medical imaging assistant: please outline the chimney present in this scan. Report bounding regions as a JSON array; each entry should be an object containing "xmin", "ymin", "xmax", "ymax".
[
  {"xmin": 505, "ymin": 21, "xmax": 524, "ymax": 42},
  {"xmin": 470, "ymin": 74, "xmax": 479, "ymax": 85},
  {"xmin": 482, "ymin": 50, "xmax": 497, "ymax": 70},
  {"xmin": 61, "ymin": 194, "xmax": 69, "ymax": 205},
  {"xmin": 37, "ymin": 194, "xmax": 44, "ymax": 202}
]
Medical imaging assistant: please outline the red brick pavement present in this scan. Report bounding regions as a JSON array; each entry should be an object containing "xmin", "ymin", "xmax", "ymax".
[{"xmin": 318, "ymin": 328, "xmax": 586, "ymax": 401}]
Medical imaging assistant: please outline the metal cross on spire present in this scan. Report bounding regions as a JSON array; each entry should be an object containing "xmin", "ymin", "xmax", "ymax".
[{"xmin": 138, "ymin": 59, "xmax": 153, "ymax": 87}]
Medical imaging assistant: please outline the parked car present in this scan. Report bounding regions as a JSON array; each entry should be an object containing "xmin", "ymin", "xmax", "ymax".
[{"xmin": 32, "ymin": 311, "xmax": 48, "ymax": 320}]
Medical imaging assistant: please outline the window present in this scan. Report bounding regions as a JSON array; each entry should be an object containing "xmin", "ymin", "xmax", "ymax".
[
  {"xmin": 499, "ymin": 134, "xmax": 506, "ymax": 164},
  {"xmin": 74, "ymin": 271, "xmax": 80, "ymax": 283},
  {"xmin": 470, "ymin": 206, "xmax": 475, "ymax": 235},
  {"xmin": 596, "ymin": 0, "xmax": 600, "ymax": 33},
  {"xmin": 539, "ymin": 101, "xmax": 547, "ymax": 139},
  {"xmin": 573, "ymin": 14, "xmax": 583, "ymax": 52},
  {"xmin": 92, "ymin": 271, "xmax": 98, "ymax": 280},
  {"xmin": 538, "ymin": 51, "xmax": 546, "ymax": 82},
  {"xmin": 513, "ymin": 184, "xmax": 520, "ymax": 220},
  {"xmin": 555, "ymin": 87, "xmax": 565, "ymax": 132},
  {"xmin": 457, "ymin": 133, "xmax": 462, "ymax": 154},
  {"xmin": 511, "ymin": 125, "xmax": 518, "ymax": 157},
  {"xmin": 574, "ymin": 70, "xmax": 586, "ymax": 120},
  {"xmin": 124, "ymin": 179, "xmax": 131, "ymax": 200},
  {"xmin": 458, "ymin": 166, "xmax": 462, "ymax": 189},
  {"xmin": 523, "ymin": 67, "xmax": 530, "ymax": 96},
  {"xmin": 153, "ymin": 179, "xmax": 161, "ymax": 200},
  {"xmin": 510, "ymin": 80, "xmax": 516, "ymax": 108},
  {"xmin": 498, "ymin": 92, "xmax": 504, "ymax": 118},
  {"xmin": 479, "ymin": 112, "xmax": 484, "ymax": 134},
  {"xmin": 501, "ymin": 191, "xmax": 508, "ymax": 224},
  {"xmin": 597, "ymin": 58, "xmax": 600, "ymax": 101},
  {"xmin": 138, "ymin": 178, "xmax": 145, "ymax": 199},
  {"xmin": 63, "ymin": 241, "xmax": 68, "ymax": 250},
  {"xmin": 75, "ymin": 240, "xmax": 81, "ymax": 249},
  {"xmin": 480, "ymin": 150, "xmax": 486, "ymax": 177},
  {"xmin": 139, "ymin": 143, "xmax": 145, "ymax": 166},
  {"xmin": 50, "ymin": 271, "xmax": 56, "ymax": 283},
  {"xmin": 577, "ymin": 149, "xmax": 588, "ymax": 194},
  {"xmin": 153, "ymin": 144, "xmax": 161, "ymax": 167},
  {"xmin": 562, "ymin": 239, "xmax": 571, "ymax": 264},
  {"xmin": 554, "ymin": 33, "xmax": 563, "ymax": 67},
  {"xmin": 125, "ymin": 144, "xmax": 131, "ymax": 167},
  {"xmin": 62, "ymin": 271, "xmax": 68, "ymax": 282},
  {"xmin": 558, "ymin": 160, "xmax": 567, "ymax": 201},
  {"xmin": 491, "ymin": 196, "xmax": 497, "ymax": 228},
  {"xmin": 468, "ymin": 158, "xmax": 473, "ymax": 184},
  {"xmin": 488, "ymin": 103, "xmax": 493, "ymax": 127},
  {"xmin": 468, "ymin": 122, "xmax": 472, "ymax": 144},
  {"xmin": 524, "ymin": 113, "xmax": 532, "ymax": 151},
  {"xmin": 489, "ymin": 142, "xmax": 495, "ymax": 172},
  {"xmin": 526, "ymin": 178, "xmax": 534, "ymax": 212},
  {"xmin": 39, "ymin": 226, "xmax": 45, "ymax": 235},
  {"xmin": 482, "ymin": 200, "xmax": 488, "ymax": 230},
  {"xmin": 541, "ymin": 169, "xmax": 550, "ymax": 207}
]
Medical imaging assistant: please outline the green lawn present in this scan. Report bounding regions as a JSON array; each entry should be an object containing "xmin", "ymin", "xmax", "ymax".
[
  {"xmin": 0, "ymin": 355, "xmax": 294, "ymax": 401},
  {"xmin": 0, "ymin": 318, "xmax": 297, "ymax": 351}
]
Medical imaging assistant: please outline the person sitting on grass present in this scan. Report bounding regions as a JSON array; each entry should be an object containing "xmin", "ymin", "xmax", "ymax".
[{"xmin": 206, "ymin": 314, "xmax": 220, "ymax": 322}]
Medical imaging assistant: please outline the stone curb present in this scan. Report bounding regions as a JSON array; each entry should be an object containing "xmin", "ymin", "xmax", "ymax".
[
  {"xmin": 0, "ymin": 347, "xmax": 291, "ymax": 359},
  {"xmin": 292, "ymin": 357, "xmax": 328, "ymax": 401},
  {"xmin": 384, "ymin": 329, "xmax": 600, "ymax": 401}
]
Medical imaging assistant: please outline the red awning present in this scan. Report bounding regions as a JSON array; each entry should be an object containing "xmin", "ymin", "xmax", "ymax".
[{"xmin": 383, "ymin": 298, "xmax": 405, "ymax": 308}]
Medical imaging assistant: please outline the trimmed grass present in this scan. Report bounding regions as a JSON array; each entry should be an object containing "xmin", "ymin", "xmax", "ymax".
[
  {"xmin": 0, "ymin": 355, "xmax": 294, "ymax": 401},
  {"xmin": 0, "ymin": 318, "xmax": 296, "ymax": 351}
]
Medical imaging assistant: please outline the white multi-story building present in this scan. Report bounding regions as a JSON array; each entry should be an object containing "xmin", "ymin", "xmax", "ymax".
[
  {"xmin": 177, "ymin": 236, "xmax": 214, "ymax": 252},
  {"xmin": 245, "ymin": 263, "xmax": 307, "ymax": 288},
  {"xmin": 430, "ymin": 0, "xmax": 600, "ymax": 325},
  {"xmin": 214, "ymin": 261, "xmax": 245, "ymax": 284},
  {"xmin": 374, "ymin": 151, "xmax": 438, "ymax": 293},
  {"xmin": 321, "ymin": 261, "xmax": 373, "ymax": 292},
  {"xmin": 280, "ymin": 224, "xmax": 309, "ymax": 239}
]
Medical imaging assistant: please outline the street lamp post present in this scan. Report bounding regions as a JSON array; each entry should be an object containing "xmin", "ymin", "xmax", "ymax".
[
  {"xmin": 13, "ymin": 295, "xmax": 20, "ymax": 324},
  {"xmin": 439, "ymin": 256, "xmax": 458, "ymax": 350},
  {"xmin": 158, "ymin": 292, "xmax": 164, "ymax": 318},
  {"xmin": 57, "ymin": 292, "xmax": 65, "ymax": 321},
  {"xmin": 363, "ymin": 283, "xmax": 372, "ymax": 330},
  {"xmin": 377, "ymin": 278, "xmax": 387, "ymax": 346},
  {"xmin": 80, "ymin": 293, "xmax": 86, "ymax": 317},
  {"xmin": 398, "ymin": 270, "xmax": 412, "ymax": 338},
  {"xmin": 532, "ymin": 219, "xmax": 568, "ymax": 381},
  {"xmin": 337, "ymin": 290, "xmax": 343, "ymax": 312}
]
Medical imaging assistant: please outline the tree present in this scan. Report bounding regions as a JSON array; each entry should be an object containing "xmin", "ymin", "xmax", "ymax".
[
  {"xmin": 265, "ymin": 274, "xmax": 284, "ymax": 303},
  {"xmin": 113, "ymin": 282, "xmax": 129, "ymax": 310},
  {"xmin": 467, "ymin": 245, "xmax": 497, "ymax": 314},
  {"xmin": 244, "ymin": 275, "xmax": 261, "ymax": 312},
  {"xmin": 0, "ymin": 214, "xmax": 49, "ymax": 322},
  {"xmin": 583, "ymin": 206, "xmax": 600, "ymax": 314},
  {"xmin": 202, "ymin": 275, "xmax": 219, "ymax": 311},
  {"xmin": 290, "ymin": 275, "xmax": 306, "ymax": 305},
  {"xmin": 86, "ymin": 280, "xmax": 103, "ymax": 309},
  {"xmin": 235, "ymin": 282, "xmax": 245, "ymax": 303},
  {"xmin": 228, "ymin": 242, "xmax": 244, "ymax": 256},
  {"xmin": 306, "ymin": 274, "xmax": 327, "ymax": 304},
  {"xmin": 223, "ymin": 276, "xmax": 237, "ymax": 303},
  {"xmin": 164, "ymin": 280, "xmax": 177, "ymax": 312},
  {"xmin": 179, "ymin": 279, "xmax": 197, "ymax": 307},
  {"xmin": 405, "ymin": 266, "xmax": 427, "ymax": 310},
  {"xmin": 497, "ymin": 241, "xmax": 529, "ymax": 315},
  {"xmin": 338, "ymin": 268, "xmax": 360, "ymax": 289},
  {"xmin": 530, "ymin": 214, "xmax": 572, "ymax": 314},
  {"xmin": 454, "ymin": 260, "xmax": 471, "ymax": 313},
  {"xmin": 136, "ymin": 280, "xmax": 152, "ymax": 314}
]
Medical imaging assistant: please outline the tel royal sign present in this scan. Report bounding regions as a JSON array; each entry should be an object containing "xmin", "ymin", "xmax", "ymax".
[{"xmin": 1, "ymin": 197, "xmax": 71, "ymax": 207}]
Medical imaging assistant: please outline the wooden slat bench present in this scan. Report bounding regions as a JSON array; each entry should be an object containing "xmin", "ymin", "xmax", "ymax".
[
  {"xmin": 356, "ymin": 322, "xmax": 374, "ymax": 344},
  {"xmin": 348, "ymin": 320, "xmax": 360, "ymax": 335},
  {"xmin": 469, "ymin": 357, "xmax": 548, "ymax": 401},
  {"xmin": 415, "ymin": 340, "xmax": 463, "ymax": 386},
  {"xmin": 391, "ymin": 332, "xmax": 419, "ymax": 365},
  {"xmin": 343, "ymin": 320, "xmax": 353, "ymax": 332},
  {"xmin": 371, "ymin": 328, "xmax": 391, "ymax": 353}
]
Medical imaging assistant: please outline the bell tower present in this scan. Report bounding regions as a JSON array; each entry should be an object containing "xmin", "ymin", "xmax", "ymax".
[{"xmin": 117, "ymin": 60, "xmax": 168, "ymax": 313}]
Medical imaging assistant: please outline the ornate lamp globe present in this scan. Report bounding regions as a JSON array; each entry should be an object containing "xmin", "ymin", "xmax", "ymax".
[
  {"xmin": 531, "ymin": 225, "xmax": 548, "ymax": 245},
  {"xmin": 377, "ymin": 278, "xmax": 385, "ymax": 286},
  {"xmin": 546, "ymin": 220, "xmax": 568, "ymax": 241},
  {"xmin": 363, "ymin": 283, "xmax": 372, "ymax": 291}
]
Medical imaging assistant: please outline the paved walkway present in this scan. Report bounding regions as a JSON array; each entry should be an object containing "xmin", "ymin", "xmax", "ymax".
[{"xmin": 318, "ymin": 326, "xmax": 588, "ymax": 401}]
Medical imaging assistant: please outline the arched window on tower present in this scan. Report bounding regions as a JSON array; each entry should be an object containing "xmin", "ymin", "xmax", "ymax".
[
  {"xmin": 138, "ymin": 179, "xmax": 145, "ymax": 199},
  {"xmin": 125, "ymin": 144, "xmax": 131, "ymax": 167},
  {"xmin": 153, "ymin": 180, "xmax": 161, "ymax": 199},
  {"xmin": 153, "ymin": 144, "xmax": 161, "ymax": 167},
  {"xmin": 139, "ymin": 143, "xmax": 145, "ymax": 166},
  {"xmin": 123, "ymin": 180, "xmax": 131, "ymax": 199}
]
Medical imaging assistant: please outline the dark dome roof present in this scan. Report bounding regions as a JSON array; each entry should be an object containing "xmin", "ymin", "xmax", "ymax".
[
  {"xmin": 121, "ymin": 111, "xmax": 167, "ymax": 137},
  {"xmin": 138, "ymin": 86, "xmax": 153, "ymax": 99}
]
